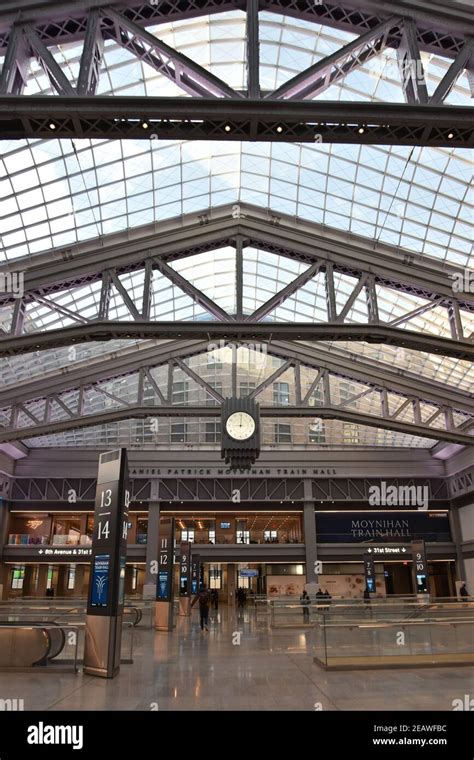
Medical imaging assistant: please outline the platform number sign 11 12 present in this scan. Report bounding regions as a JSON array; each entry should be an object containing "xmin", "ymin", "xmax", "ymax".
[{"xmin": 122, "ymin": 489, "xmax": 130, "ymax": 541}]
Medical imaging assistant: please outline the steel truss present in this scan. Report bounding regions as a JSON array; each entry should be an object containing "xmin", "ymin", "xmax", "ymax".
[
  {"xmin": 1, "ymin": 204, "xmax": 472, "ymax": 359},
  {"xmin": 0, "ymin": 96, "xmax": 472, "ymax": 147},
  {"xmin": 6, "ymin": 474, "xmax": 450, "ymax": 503},
  {"xmin": 448, "ymin": 465, "xmax": 474, "ymax": 500},
  {"xmin": 0, "ymin": 336, "xmax": 473, "ymax": 443},
  {"xmin": 0, "ymin": 1, "xmax": 472, "ymax": 146}
]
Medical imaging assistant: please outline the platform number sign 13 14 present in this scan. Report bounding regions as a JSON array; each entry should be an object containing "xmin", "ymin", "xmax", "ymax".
[{"xmin": 95, "ymin": 482, "xmax": 119, "ymax": 545}]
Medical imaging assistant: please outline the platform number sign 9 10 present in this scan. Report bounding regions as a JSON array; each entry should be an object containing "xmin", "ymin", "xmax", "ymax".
[{"xmin": 416, "ymin": 551, "xmax": 424, "ymax": 572}]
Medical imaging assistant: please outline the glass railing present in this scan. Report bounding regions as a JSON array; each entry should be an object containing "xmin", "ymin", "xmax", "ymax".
[
  {"xmin": 312, "ymin": 602, "xmax": 474, "ymax": 668},
  {"xmin": 52, "ymin": 535, "xmax": 92, "ymax": 546}
]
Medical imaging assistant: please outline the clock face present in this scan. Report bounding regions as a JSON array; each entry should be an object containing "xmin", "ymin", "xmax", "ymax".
[{"xmin": 225, "ymin": 412, "xmax": 256, "ymax": 441}]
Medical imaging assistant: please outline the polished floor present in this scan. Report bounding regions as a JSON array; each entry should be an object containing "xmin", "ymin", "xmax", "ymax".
[{"xmin": 0, "ymin": 606, "xmax": 472, "ymax": 711}]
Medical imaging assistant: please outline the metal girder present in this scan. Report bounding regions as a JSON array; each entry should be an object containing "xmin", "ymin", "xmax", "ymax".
[
  {"xmin": 0, "ymin": 0, "xmax": 472, "ymax": 59},
  {"xmin": 267, "ymin": 16, "xmax": 401, "ymax": 100},
  {"xmin": 23, "ymin": 25, "xmax": 76, "ymax": 96},
  {"xmin": 152, "ymin": 258, "xmax": 232, "ymax": 321},
  {"xmin": 77, "ymin": 9, "xmax": 104, "ymax": 96},
  {"xmin": 0, "ymin": 403, "xmax": 472, "ymax": 445},
  {"xmin": 104, "ymin": 8, "xmax": 241, "ymax": 99},
  {"xmin": 247, "ymin": 260, "xmax": 323, "ymax": 321},
  {"xmin": 397, "ymin": 18, "xmax": 428, "ymax": 105},
  {"xmin": 1, "ymin": 203, "xmax": 471, "ymax": 311},
  {"xmin": 0, "ymin": 320, "xmax": 472, "ymax": 359},
  {"xmin": 0, "ymin": 25, "xmax": 29, "ymax": 95},
  {"xmin": 235, "ymin": 238, "xmax": 244, "ymax": 320},
  {"xmin": 0, "ymin": 96, "xmax": 471, "ymax": 147},
  {"xmin": 246, "ymin": 0, "xmax": 260, "ymax": 98},
  {"xmin": 1, "ymin": 336, "xmax": 472, "ymax": 420},
  {"xmin": 430, "ymin": 39, "xmax": 474, "ymax": 105}
]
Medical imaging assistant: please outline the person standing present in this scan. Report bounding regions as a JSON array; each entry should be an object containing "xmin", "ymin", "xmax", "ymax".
[
  {"xmin": 211, "ymin": 588, "xmax": 219, "ymax": 611},
  {"xmin": 300, "ymin": 590, "xmax": 310, "ymax": 622},
  {"xmin": 459, "ymin": 582, "xmax": 469, "ymax": 598},
  {"xmin": 191, "ymin": 583, "xmax": 211, "ymax": 631}
]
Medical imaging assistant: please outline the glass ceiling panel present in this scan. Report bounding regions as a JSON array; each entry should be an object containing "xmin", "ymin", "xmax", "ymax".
[{"xmin": 0, "ymin": 10, "xmax": 472, "ymax": 450}]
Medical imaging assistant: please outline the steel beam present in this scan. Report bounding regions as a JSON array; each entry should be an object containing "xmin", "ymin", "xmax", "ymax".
[
  {"xmin": 247, "ymin": 260, "xmax": 322, "ymax": 321},
  {"xmin": 0, "ymin": 321, "xmax": 472, "ymax": 359},
  {"xmin": 268, "ymin": 17, "xmax": 400, "ymax": 100},
  {"xmin": 23, "ymin": 25, "xmax": 76, "ymax": 96},
  {"xmin": 153, "ymin": 258, "xmax": 232, "ymax": 321},
  {"xmin": 77, "ymin": 9, "xmax": 104, "ymax": 96},
  {"xmin": 1, "ymin": 0, "xmax": 472, "ymax": 60},
  {"xmin": 0, "ymin": 97, "xmax": 471, "ymax": 147},
  {"xmin": 1, "ymin": 336, "xmax": 472, "ymax": 418},
  {"xmin": 1, "ymin": 204, "xmax": 471, "ymax": 312},
  {"xmin": 246, "ymin": 0, "xmax": 260, "ymax": 98},
  {"xmin": 397, "ymin": 18, "xmax": 428, "ymax": 105},
  {"xmin": 430, "ymin": 39, "xmax": 474, "ymax": 105},
  {"xmin": 0, "ymin": 403, "xmax": 472, "ymax": 445},
  {"xmin": 104, "ymin": 8, "xmax": 241, "ymax": 99},
  {"xmin": 0, "ymin": 25, "xmax": 29, "ymax": 95}
]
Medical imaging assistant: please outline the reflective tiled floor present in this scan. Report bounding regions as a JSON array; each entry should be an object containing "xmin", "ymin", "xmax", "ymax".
[{"xmin": 0, "ymin": 607, "xmax": 472, "ymax": 711}]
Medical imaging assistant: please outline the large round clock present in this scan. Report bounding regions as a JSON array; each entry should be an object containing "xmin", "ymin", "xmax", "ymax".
[
  {"xmin": 221, "ymin": 397, "xmax": 260, "ymax": 470},
  {"xmin": 225, "ymin": 412, "xmax": 256, "ymax": 441}
]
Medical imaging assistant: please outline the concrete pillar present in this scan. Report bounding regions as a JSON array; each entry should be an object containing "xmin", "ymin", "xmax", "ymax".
[
  {"xmin": 449, "ymin": 506, "xmax": 466, "ymax": 581},
  {"xmin": 0, "ymin": 564, "xmax": 6, "ymax": 599},
  {"xmin": 303, "ymin": 480, "xmax": 318, "ymax": 586},
  {"xmin": 74, "ymin": 564, "xmax": 86, "ymax": 595},
  {"xmin": 23, "ymin": 565, "xmax": 36, "ymax": 596},
  {"xmin": 143, "ymin": 502, "xmax": 160, "ymax": 599},
  {"xmin": 227, "ymin": 563, "xmax": 236, "ymax": 608},
  {"xmin": 57, "ymin": 566, "xmax": 68, "ymax": 597},
  {"xmin": 35, "ymin": 564, "xmax": 49, "ymax": 597}
]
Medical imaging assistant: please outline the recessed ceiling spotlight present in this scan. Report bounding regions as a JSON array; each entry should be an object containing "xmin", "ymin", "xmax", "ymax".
[
  {"xmin": 48, "ymin": 122, "xmax": 56, "ymax": 130},
  {"xmin": 142, "ymin": 120, "xmax": 149, "ymax": 129},
  {"xmin": 276, "ymin": 125, "xmax": 283, "ymax": 133},
  {"xmin": 224, "ymin": 124, "xmax": 231, "ymax": 132},
  {"xmin": 448, "ymin": 132, "xmax": 454, "ymax": 139},
  {"xmin": 358, "ymin": 126, "xmax": 365, "ymax": 134}
]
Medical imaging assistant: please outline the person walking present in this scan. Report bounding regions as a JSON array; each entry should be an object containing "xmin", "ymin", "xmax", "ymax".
[
  {"xmin": 300, "ymin": 590, "xmax": 310, "ymax": 622},
  {"xmin": 237, "ymin": 587, "xmax": 246, "ymax": 610},
  {"xmin": 211, "ymin": 588, "xmax": 219, "ymax": 611},
  {"xmin": 191, "ymin": 583, "xmax": 211, "ymax": 631},
  {"xmin": 363, "ymin": 586, "xmax": 371, "ymax": 605}
]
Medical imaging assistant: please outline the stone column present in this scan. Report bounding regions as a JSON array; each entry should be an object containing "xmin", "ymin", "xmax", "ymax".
[
  {"xmin": 303, "ymin": 479, "xmax": 318, "ymax": 587},
  {"xmin": 74, "ymin": 564, "xmax": 86, "ymax": 595},
  {"xmin": 449, "ymin": 506, "xmax": 466, "ymax": 581},
  {"xmin": 35, "ymin": 564, "xmax": 49, "ymax": 597},
  {"xmin": 143, "ymin": 502, "xmax": 160, "ymax": 599},
  {"xmin": 57, "ymin": 566, "xmax": 69, "ymax": 597},
  {"xmin": 227, "ymin": 563, "xmax": 236, "ymax": 608},
  {"xmin": 23, "ymin": 565, "xmax": 36, "ymax": 596}
]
